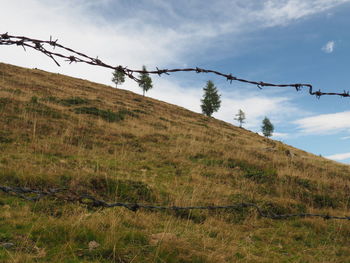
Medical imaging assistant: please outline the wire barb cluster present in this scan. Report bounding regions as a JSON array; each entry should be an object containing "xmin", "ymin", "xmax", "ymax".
[
  {"xmin": 1, "ymin": 32, "xmax": 350, "ymax": 98},
  {"xmin": 1, "ymin": 184, "xmax": 350, "ymax": 221}
]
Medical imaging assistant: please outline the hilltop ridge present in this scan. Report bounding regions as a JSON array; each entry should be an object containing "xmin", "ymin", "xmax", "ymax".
[{"xmin": 1, "ymin": 62, "xmax": 350, "ymax": 262}]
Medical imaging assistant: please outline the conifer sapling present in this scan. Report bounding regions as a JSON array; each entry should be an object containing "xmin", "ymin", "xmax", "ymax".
[{"xmin": 200, "ymin": 80, "xmax": 221, "ymax": 117}]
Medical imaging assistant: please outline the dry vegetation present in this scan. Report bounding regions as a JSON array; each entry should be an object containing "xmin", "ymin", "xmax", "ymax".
[{"xmin": 1, "ymin": 62, "xmax": 350, "ymax": 262}]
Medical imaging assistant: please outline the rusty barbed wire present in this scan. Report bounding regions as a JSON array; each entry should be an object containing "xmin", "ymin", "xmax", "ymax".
[
  {"xmin": 1, "ymin": 32, "xmax": 349, "ymax": 99},
  {"xmin": 1, "ymin": 184, "xmax": 350, "ymax": 221}
]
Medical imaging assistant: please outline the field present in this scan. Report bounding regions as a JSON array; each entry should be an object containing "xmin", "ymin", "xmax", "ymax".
[{"xmin": 1, "ymin": 62, "xmax": 350, "ymax": 262}]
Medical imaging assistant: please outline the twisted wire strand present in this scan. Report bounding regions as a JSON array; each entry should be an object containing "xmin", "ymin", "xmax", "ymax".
[{"xmin": 1, "ymin": 32, "xmax": 349, "ymax": 98}]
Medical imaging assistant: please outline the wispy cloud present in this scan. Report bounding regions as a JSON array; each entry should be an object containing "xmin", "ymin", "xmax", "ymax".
[
  {"xmin": 258, "ymin": 1, "xmax": 350, "ymax": 27},
  {"xmin": 322, "ymin": 40, "xmax": 335, "ymax": 53},
  {"xmin": 326, "ymin": 152, "xmax": 350, "ymax": 161},
  {"xmin": 294, "ymin": 111, "xmax": 350, "ymax": 134}
]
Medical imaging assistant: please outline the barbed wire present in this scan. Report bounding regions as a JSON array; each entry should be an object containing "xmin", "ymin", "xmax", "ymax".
[
  {"xmin": 1, "ymin": 184, "xmax": 349, "ymax": 220},
  {"xmin": 1, "ymin": 32, "xmax": 349, "ymax": 99}
]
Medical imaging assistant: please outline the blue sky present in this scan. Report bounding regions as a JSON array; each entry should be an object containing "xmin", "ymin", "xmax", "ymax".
[{"xmin": 1, "ymin": 0, "xmax": 350, "ymax": 163}]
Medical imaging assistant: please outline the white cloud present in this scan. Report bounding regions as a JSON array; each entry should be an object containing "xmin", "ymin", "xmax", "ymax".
[
  {"xmin": 294, "ymin": 111, "xmax": 350, "ymax": 134},
  {"xmin": 322, "ymin": 40, "xmax": 335, "ymax": 53},
  {"xmin": 257, "ymin": 1, "xmax": 350, "ymax": 27},
  {"xmin": 326, "ymin": 152, "xmax": 350, "ymax": 161}
]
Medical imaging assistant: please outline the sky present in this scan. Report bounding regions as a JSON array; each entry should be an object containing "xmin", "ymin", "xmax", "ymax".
[{"xmin": 1, "ymin": 0, "xmax": 350, "ymax": 163}]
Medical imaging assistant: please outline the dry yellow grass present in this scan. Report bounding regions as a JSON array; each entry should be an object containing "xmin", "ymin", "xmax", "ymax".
[{"xmin": 1, "ymin": 62, "xmax": 350, "ymax": 262}]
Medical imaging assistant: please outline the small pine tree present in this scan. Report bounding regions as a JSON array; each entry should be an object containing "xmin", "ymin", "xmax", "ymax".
[
  {"xmin": 261, "ymin": 117, "xmax": 274, "ymax": 137},
  {"xmin": 200, "ymin": 80, "xmax": 221, "ymax": 117},
  {"xmin": 234, "ymin": 109, "xmax": 246, "ymax": 128},
  {"xmin": 112, "ymin": 67, "xmax": 125, "ymax": 88},
  {"xmin": 138, "ymin": 65, "xmax": 153, "ymax": 96}
]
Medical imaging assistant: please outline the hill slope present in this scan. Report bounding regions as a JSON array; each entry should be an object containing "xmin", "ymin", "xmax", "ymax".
[{"xmin": 1, "ymin": 62, "xmax": 350, "ymax": 262}]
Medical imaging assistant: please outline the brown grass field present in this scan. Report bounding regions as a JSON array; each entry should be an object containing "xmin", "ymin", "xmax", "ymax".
[{"xmin": 1, "ymin": 62, "xmax": 350, "ymax": 262}]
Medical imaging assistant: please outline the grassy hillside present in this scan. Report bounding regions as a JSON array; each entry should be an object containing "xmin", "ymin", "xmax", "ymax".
[{"xmin": 1, "ymin": 62, "xmax": 350, "ymax": 262}]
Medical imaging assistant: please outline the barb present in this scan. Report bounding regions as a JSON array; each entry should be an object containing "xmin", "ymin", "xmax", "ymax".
[
  {"xmin": 1, "ymin": 33, "xmax": 349, "ymax": 98},
  {"xmin": 1, "ymin": 184, "xmax": 350, "ymax": 221}
]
